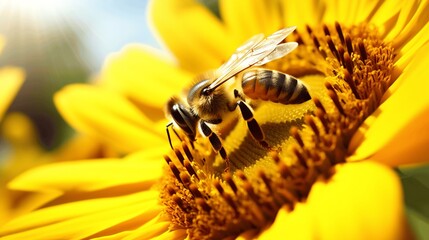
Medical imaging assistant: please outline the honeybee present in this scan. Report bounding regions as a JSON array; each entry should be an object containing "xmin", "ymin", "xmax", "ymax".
[{"xmin": 165, "ymin": 26, "xmax": 311, "ymax": 168}]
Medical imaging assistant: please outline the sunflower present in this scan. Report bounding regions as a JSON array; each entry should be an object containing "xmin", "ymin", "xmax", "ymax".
[
  {"xmin": 0, "ymin": 35, "xmax": 25, "ymax": 121},
  {"xmin": 1, "ymin": 0, "xmax": 429, "ymax": 239},
  {"xmin": 0, "ymin": 35, "xmax": 26, "ymax": 224}
]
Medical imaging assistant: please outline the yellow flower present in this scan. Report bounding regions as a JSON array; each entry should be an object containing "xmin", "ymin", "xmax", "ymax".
[
  {"xmin": 0, "ymin": 34, "xmax": 120, "ymax": 225},
  {"xmin": 0, "ymin": 35, "xmax": 26, "ymax": 224},
  {"xmin": 0, "ymin": 37, "xmax": 25, "ymax": 121},
  {"xmin": 0, "ymin": 111, "xmax": 121, "ymax": 224},
  {"xmin": 0, "ymin": 115, "xmax": 124, "ymax": 225},
  {"xmin": 1, "ymin": 0, "xmax": 429, "ymax": 239}
]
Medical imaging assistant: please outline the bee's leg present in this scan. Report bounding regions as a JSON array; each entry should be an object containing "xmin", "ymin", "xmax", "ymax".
[
  {"xmin": 227, "ymin": 89, "xmax": 244, "ymax": 111},
  {"xmin": 236, "ymin": 100, "xmax": 269, "ymax": 149},
  {"xmin": 234, "ymin": 89, "xmax": 245, "ymax": 101},
  {"xmin": 199, "ymin": 120, "xmax": 230, "ymax": 171}
]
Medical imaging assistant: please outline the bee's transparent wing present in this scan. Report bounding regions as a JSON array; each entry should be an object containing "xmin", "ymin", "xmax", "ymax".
[
  {"xmin": 254, "ymin": 42, "xmax": 298, "ymax": 66},
  {"xmin": 236, "ymin": 33, "xmax": 265, "ymax": 54},
  {"xmin": 210, "ymin": 34, "xmax": 265, "ymax": 89},
  {"xmin": 266, "ymin": 26, "xmax": 296, "ymax": 41},
  {"xmin": 216, "ymin": 33, "xmax": 264, "ymax": 75},
  {"xmin": 208, "ymin": 26, "xmax": 297, "ymax": 90},
  {"xmin": 238, "ymin": 26, "xmax": 297, "ymax": 67}
]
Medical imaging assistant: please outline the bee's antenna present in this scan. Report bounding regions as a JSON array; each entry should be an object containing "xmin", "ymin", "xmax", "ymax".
[
  {"xmin": 166, "ymin": 122, "xmax": 183, "ymax": 149},
  {"xmin": 166, "ymin": 122, "xmax": 174, "ymax": 149}
]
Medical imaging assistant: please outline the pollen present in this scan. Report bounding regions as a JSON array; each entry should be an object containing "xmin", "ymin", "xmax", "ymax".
[{"xmin": 159, "ymin": 23, "xmax": 395, "ymax": 239}]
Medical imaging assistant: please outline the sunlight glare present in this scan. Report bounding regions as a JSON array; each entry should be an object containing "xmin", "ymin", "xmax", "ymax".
[{"xmin": 0, "ymin": 0, "xmax": 76, "ymax": 25}]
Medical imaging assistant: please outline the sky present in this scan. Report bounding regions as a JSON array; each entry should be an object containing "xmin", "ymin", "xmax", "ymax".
[
  {"xmin": 0, "ymin": 0, "xmax": 160, "ymax": 72},
  {"xmin": 70, "ymin": 0, "xmax": 160, "ymax": 71}
]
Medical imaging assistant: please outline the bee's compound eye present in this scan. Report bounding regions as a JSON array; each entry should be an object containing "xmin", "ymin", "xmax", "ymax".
[
  {"xmin": 201, "ymin": 87, "xmax": 212, "ymax": 96},
  {"xmin": 187, "ymin": 79, "xmax": 211, "ymax": 104}
]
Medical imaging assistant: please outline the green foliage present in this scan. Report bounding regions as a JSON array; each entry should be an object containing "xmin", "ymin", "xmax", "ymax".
[
  {"xmin": 199, "ymin": 0, "xmax": 220, "ymax": 18},
  {"xmin": 398, "ymin": 165, "xmax": 429, "ymax": 240}
]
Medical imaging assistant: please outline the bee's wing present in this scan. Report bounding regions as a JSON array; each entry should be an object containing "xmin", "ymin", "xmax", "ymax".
[
  {"xmin": 209, "ymin": 34, "xmax": 265, "ymax": 89},
  {"xmin": 236, "ymin": 33, "xmax": 265, "ymax": 55},
  {"xmin": 208, "ymin": 26, "xmax": 297, "ymax": 90},
  {"xmin": 264, "ymin": 26, "xmax": 296, "ymax": 44},
  {"xmin": 254, "ymin": 42, "xmax": 298, "ymax": 66},
  {"xmin": 216, "ymin": 33, "xmax": 264, "ymax": 76},
  {"xmin": 237, "ymin": 26, "xmax": 297, "ymax": 66}
]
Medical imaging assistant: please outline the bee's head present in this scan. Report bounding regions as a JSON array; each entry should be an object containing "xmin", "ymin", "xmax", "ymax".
[{"xmin": 187, "ymin": 74, "xmax": 234, "ymax": 121}]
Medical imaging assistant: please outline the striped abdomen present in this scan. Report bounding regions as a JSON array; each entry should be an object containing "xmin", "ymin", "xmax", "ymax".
[{"xmin": 241, "ymin": 68, "xmax": 311, "ymax": 104}]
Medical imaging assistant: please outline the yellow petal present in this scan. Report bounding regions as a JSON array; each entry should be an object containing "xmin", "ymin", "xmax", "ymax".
[
  {"xmin": 0, "ymin": 189, "xmax": 12, "ymax": 224},
  {"xmin": 119, "ymin": 214, "xmax": 171, "ymax": 240},
  {"xmin": 88, "ymin": 206, "xmax": 166, "ymax": 240},
  {"xmin": 393, "ymin": 0, "xmax": 429, "ymax": 50},
  {"xmin": 320, "ymin": 0, "xmax": 342, "ymax": 24},
  {"xmin": 282, "ymin": 0, "xmax": 324, "ymax": 28},
  {"xmin": 0, "ymin": 191, "xmax": 62, "ymax": 226},
  {"xmin": 349, "ymin": 43, "xmax": 429, "ymax": 166},
  {"xmin": 322, "ymin": 0, "xmax": 398, "ymax": 26},
  {"xmin": 259, "ymin": 204, "xmax": 314, "ymax": 240},
  {"xmin": 91, "ymin": 231, "xmax": 131, "ymax": 240},
  {"xmin": 54, "ymin": 84, "xmax": 166, "ymax": 153},
  {"xmin": 149, "ymin": 229, "xmax": 187, "ymax": 240},
  {"xmin": 385, "ymin": 0, "xmax": 429, "ymax": 45},
  {"xmin": 0, "ymin": 113, "xmax": 45, "ymax": 182},
  {"xmin": 260, "ymin": 161, "xmax": 409, "ymax": 240},
  {"xmin": 124, "ymin": 146, "xmax": 171, "ymax": 163},
  {"xmin": 381, "ymin": 0, "xmax": 419, "ymax": 40},
  {"xmin": 1, "ymin": 112, "xmax": 39, "ymax": 149},
  {"xmin": 219, "ymin": 0, "xmax": 282, "ymax": 43},
  {"xmin": 148, "ymin": 0, "xmax": 235, "ymax": 73},
  {"xmin": 369, "ymin": 0, "xmax": 408, "ymax": 36},
  {"xmin": 348, "ymin": 0, "xmax": 386, "ymax": 24},
  {"xmin": 51, "ymin": 134, "xmax": 121, "ymax": 161},
  {"xmin": 101, "ymin": 45, "xmax": 194, "ymax": 110},
  {"xmin": 0, "ymin": 191, "xmax": 161, "ymax": 240},
  {"xmin": 395, "ymin": 17, "xmax": 429, "ymax": 70},
  {"xmin": 0, "ymin": 67, "xmax": 25, "ymax": 121},
  {"xmin": 308, "ymin": 162, "xmax": 409, "ymax": 240},
  {"xmin": 9, "ymin": 156, "xmax": 163, "ymax": 193}
]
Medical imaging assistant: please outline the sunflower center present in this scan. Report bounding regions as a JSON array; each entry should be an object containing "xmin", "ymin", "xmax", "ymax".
[{"xmin": 159, "ymin": 23, "xmax": 395, "ymax": 239}]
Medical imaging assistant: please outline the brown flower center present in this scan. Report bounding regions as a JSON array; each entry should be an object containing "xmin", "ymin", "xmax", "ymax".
[{"xmin": 159, "ymin": 23, "xmax": 395, "ymax": 239}]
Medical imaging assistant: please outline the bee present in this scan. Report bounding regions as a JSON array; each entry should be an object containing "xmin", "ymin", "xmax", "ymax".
[{"xmin": 165, "ymin": 26, "xmax": 311, "ymax": 168}]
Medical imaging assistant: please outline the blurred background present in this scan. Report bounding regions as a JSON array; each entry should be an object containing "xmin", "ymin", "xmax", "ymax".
[{"xmin": 0, "ymin": 0, "xmax": 160, "ymax": 150}]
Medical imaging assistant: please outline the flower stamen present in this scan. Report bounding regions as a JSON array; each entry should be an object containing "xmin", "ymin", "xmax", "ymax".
[{"xmin": 335, "ymin": 22, "xmax": 345, "ymax": 44}]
